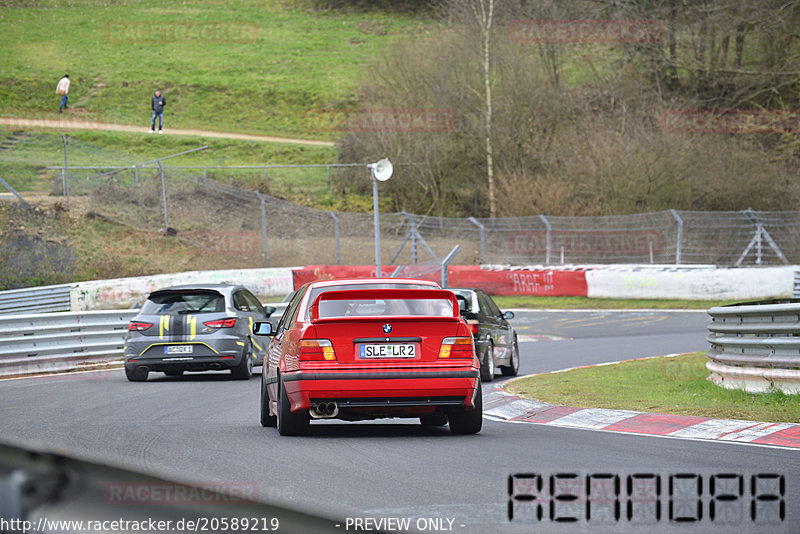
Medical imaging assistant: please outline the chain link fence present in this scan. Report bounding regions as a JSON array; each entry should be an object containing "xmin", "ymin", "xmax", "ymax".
[
  {"xmin": 3, "ymin": 133, "xmax": 798, "ymax": 268},
  {"xmin": 48, "ymin": 163, "xmax": 800, "ymax": 268}
]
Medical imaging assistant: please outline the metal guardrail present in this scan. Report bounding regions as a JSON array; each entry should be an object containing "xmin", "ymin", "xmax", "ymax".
[
  {"xmin": 0, "ymin": 301, "xmax": 290, "ymax": 379},
  {"xmin": 0, "ymin": 284, "xmax": 71, "ymax": 316},
  {"xmin": 0, "ymin": 310, "xmax": 136, "ymax": 378},
  {"xmin": 707, "ymin": 300, "xmax": 800, "ymax": 393}
]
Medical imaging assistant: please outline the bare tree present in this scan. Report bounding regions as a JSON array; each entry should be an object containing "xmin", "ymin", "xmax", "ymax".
[{"xmin": 439, "ymin": 0, "xmax": 498, "ymax": 217}]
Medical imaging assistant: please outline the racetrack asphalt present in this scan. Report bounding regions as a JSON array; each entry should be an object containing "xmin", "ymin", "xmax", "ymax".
[{"xmin": 1, "ymin": 310, "xmax": 798, "ymax": 533}]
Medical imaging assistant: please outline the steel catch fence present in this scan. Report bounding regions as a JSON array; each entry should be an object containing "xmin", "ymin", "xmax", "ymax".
[{"xmin": 43, "ymin": 158, "xmax": 800, "ymax": 268}]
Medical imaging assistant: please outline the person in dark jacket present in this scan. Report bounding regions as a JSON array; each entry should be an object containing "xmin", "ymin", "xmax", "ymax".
[{"xmin": 149, "ymin": 90, "xmax": 166, "ymax": 133}]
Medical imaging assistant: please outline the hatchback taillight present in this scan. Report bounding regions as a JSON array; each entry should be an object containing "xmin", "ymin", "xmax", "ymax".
[
  {"xmin": 299, "ymin": 339, "xmax": 336, "ymax": 361},
  {"xmin": 128, "ymin": 321, "xmax": 153, "ymax": 332},
  {"xmin": 438, "ymin": 337, "xmax": 474, "ymax": 358},
  {"xmin": 203, "ymin": 318, "xmax": 237, "ymax": 329}
]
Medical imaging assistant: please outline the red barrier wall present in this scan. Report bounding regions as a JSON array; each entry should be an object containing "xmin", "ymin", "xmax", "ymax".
[{"xmin": 292, "ymin": 266, "xmax": 588, "ymax": 296}]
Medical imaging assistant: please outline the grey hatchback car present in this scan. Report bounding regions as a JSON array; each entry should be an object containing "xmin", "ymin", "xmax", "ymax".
[{"xmin": 123, "ymin": 284, "xmax": 275, "ymax": 382}]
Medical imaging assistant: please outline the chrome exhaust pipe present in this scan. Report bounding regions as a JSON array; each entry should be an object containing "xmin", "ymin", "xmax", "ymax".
[{"xmin": 310, "ymin": 401, "xmax": 339, "ymax": 419}]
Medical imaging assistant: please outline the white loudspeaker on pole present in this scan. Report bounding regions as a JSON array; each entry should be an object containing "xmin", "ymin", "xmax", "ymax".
[
  {"xmin": 369, "ymin": 158, "xmax": 393, "ymax": 277},
  {"xmin": 370, "ymin": 158, "xmax": 393, "ymax": 181}
]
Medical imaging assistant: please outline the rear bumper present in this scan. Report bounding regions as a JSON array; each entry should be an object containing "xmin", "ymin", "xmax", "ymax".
[
  {"xmin": 124, "ymin": 340, "xmax": 243, "ymax": 372},
  {"xmin": 124, "ymin": 357, "xmax": 240, "ymax": 373},
  {"xmin": 274, "ymin": 369, "xmax": 481, "ymax": 413}
]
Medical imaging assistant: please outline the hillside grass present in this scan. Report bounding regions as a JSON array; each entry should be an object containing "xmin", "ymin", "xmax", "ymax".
[
  {"xmin": 506, "ymin": 352, "xmax": 800, "ymax": 423},
  {"xmin": 0, "ymin": 130, "xmax": 343, "ymax": 205},
  {"xmin": 0, "ymin": 0, "xmax": 434, "ymax": 138}
]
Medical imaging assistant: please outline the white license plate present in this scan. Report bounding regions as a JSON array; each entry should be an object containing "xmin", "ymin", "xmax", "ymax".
[
  {"xmin": 165, "ymin": 345, "xmax": 193, "ymax": 354},
  {"xmin": 359, "ymin": 344, "xmax": 416, "ymax": 359}
]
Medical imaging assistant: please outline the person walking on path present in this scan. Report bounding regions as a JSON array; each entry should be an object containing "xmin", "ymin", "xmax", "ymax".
[
  {"xmin": 149, "ymin": 90, "xmax": 166, "ymax": 133},
  {"xmin": 56, "ymin": 74, "xmax": 70, "ymax": 114}
]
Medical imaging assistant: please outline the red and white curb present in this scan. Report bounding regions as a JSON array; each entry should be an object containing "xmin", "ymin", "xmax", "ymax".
[{"xmin": 485, "ymin": 383, "xmax": 800, "ymax": 449}]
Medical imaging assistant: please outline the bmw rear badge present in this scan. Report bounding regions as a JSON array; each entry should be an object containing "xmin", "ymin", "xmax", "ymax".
[{"xmin": 382, "ymin": 324, "xmax": 392, "ymax": 334}]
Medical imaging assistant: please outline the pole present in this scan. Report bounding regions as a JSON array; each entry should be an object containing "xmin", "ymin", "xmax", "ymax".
[
  {"xmin": 440, "ymin": 245, "xmax": 461, "ymax": 288},
  {"xmin": 157, "ymin": 160, "xmax": 168, "ymax": 231},
  {"xmin": 373, "ymin": 176, "xmax": 381, "ymax": 277},
  {"xmin": 326, "ymin": 166, "xmax": 331, "ymax": 195},
  {"xmin": 539, "ymin": 215, "xmax": 552, "ymax": 265},
  {"xmin": 468, "ymin": 217, "xmax": 486, "ymax": 264},
  {"xmin": 328, "ymin": 211, "xmax": 341, "ymax": 265},
  {"xmin": 256, "ymin": 192, "xmax": 269, "ymax": 267},
  {"xmin": 670, "ymin": 209, "xmax": 683, "ymax": 265},
  {"xmin": 61, "ymin": 134, "xmax": 70, "ymax": 210}
]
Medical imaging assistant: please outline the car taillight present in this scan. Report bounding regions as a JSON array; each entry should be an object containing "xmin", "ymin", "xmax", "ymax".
[
  {"xmin": 439, "ymin": 337, "xmax": 473, "ymax": 358},
  {"xmin": 466, "ymin": 319, "xmax": 480, "ymax": 335},
  {"xmin": 299, "ymin": 339, "xmax": 336, "ymax": 361},
  {"xmin": 203, "ymin": 318, "xmax": 237, "ymax": 329},
  {"xmin": 128, "ymin": 321, "xmax": 153, "ymax": 332}
]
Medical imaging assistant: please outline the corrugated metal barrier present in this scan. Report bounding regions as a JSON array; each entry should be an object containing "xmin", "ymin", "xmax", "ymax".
[
  {"xmin": 0, "ymin": 310, "xmax": 136, "ymax": 378},
  {"xmin": 0, "ymin": 284, "xmax": 71, "ymax": 315},
  {"xmin": 707, "ymin": 300, "xmax": 800, "ymax": 393}
]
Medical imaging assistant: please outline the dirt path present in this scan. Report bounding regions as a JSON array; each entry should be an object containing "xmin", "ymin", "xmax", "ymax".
[{"xmin": 0, "ymin": 117, "xmax": 335, "ymax": 147}]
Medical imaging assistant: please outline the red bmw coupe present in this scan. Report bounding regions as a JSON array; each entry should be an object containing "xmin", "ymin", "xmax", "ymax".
[{"xmin": 253, "ymin": 279, "xmax": 482, "ymax": 436}]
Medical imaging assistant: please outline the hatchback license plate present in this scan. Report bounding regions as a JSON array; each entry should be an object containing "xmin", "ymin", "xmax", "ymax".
[
  {"xmin": 359, "ymin": 344, "xmax": 416, "ymax": 359},
  {"xmin": 165, "ymin": 345, "xmax": 193, "ymax": 354}
]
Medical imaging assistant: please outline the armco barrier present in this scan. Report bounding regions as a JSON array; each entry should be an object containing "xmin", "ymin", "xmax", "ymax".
[
  {"xmin": 0, "ymin": 284, "xmax": 71, "ymax": 315},
  {"xmin": 0, "ymin": 310, "xmax": 136, "ymax": 378},
  {"xmin": 291, "ymin": 265, "xmax": 589, "ymax": 296},
  {"xmin": 707, "ymin": 300, "xmax": 800, "ymax": 393},
  {"xmin": 71, "ymin": 267, "xmax": 295, "ymax": 311}
]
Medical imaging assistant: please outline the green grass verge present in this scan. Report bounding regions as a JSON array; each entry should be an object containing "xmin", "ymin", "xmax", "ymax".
[
  {"xmin": 506, "ymin": 352, "xmax": 800, "ymax": 423},
  {"xmin": 0, "ymin": 129, "xmax": 348, "ymax": 206},
  {"xmin": 492, "ymin": 295, "xmax": 730, "ymax": 310}
]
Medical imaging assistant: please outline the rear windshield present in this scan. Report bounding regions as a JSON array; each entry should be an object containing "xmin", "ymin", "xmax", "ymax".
[
  {"xmin": 141, "ymin": 290, "xmax": 225, "ymax": 315},
  {"xmin": 318, "ymin": 298, "xmax": 453, "ymax": 318},
  {"xmin": 305, "ymin": 282, "xmax": 436, "ymax": 320}
]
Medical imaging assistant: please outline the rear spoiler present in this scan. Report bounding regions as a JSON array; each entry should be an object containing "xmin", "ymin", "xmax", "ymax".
[{"xmin": 310, "ymin": 289, "xmax": 459, "ymax": 321}]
